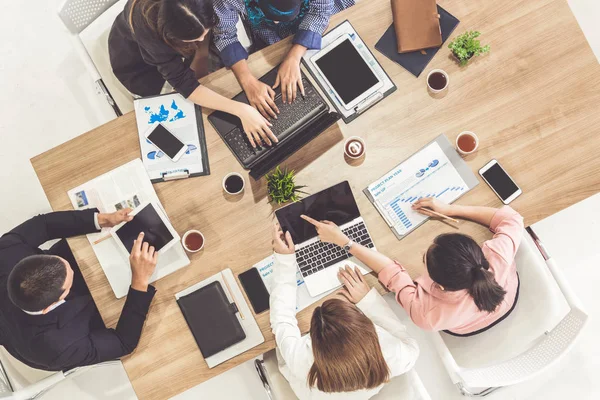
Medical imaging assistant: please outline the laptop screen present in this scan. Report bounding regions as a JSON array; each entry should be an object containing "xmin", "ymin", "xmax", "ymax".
[{"xmin": 275, "ymin": 181, "xmax": 360, "ymax": 244}]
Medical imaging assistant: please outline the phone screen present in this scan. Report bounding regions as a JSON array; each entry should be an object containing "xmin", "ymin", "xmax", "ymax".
[
  {"xmin": 147, "ymin": 124, "xmax": 185, "ymax": 159},
  {"xmin": 238, "ymin": 268, "xmax": 270, "ymax": 314},
  {"xmin": 482, "ymin": 162, "xmax": 520, "ymax": 201}
]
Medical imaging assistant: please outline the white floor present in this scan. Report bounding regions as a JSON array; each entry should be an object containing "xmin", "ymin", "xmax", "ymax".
[{"xmin": 0, "ymin": 1, "xmax": 599, "ymax": 400}]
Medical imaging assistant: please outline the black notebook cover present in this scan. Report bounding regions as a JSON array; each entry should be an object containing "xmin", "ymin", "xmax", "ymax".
[
  {"xmin": 177, "ymin": 281, "xmax": 246, "ymax": 358},
  {"xmin": 375, "ymin": 6, "xmax": 460, "ymax": 77}
]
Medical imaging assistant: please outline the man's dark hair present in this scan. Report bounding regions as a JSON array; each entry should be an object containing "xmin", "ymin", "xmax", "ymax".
[{"xmin": 7, "ymin": 255, "xmax": 67, "ymax": 312}]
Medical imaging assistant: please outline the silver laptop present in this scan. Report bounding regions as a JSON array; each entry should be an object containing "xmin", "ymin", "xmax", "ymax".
[{"xmin": 275, "ymin": 181, "xmax": 376, "ymax": 297}]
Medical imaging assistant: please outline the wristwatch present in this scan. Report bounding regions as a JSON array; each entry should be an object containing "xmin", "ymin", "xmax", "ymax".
[{"xmin": 343, "ymin": 239, "xmax": 354, "ymax": 252}]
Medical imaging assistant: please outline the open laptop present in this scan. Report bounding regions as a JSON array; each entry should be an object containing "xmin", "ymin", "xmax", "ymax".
[
  {"xmin": 208, "ymin": 67, "xmax": 340, "ymax": 179},
  {"xmin": 275, "ymin": 181, "xmax": 376, "ymax": 297}
]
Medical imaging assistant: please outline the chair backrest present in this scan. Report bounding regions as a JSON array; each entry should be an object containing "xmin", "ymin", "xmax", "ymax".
[{"xmin": 58, "ymin": 0, "xmax": 119, "ymax": 34}]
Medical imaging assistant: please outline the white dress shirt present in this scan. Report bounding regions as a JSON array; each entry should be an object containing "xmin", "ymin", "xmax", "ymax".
[{"xmin": 270, "ymin": 253, "xmax": 420, "ymax": 400}]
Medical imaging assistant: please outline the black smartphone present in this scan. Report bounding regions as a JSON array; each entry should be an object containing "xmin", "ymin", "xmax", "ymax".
[{"xmin": 238, "ymin": 268, "xmax": 270, "ymax": 314}]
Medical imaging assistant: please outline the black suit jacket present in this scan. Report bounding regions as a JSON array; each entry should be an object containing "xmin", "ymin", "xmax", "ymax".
[{"xmin": 0, "ymin": 209, "xmax": 156, "ymax": 371}]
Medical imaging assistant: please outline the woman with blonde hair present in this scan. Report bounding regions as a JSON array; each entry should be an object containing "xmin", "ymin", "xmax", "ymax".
[{"xmin": 270, "ymin": 224, "xmax": 419, "ymax": 399}]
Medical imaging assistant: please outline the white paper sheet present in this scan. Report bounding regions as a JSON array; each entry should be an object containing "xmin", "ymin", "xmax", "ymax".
[
  {"xmin": 255, "ymin": 255, "xmax": 334, "ymax": 312},
  {"xmin": 367, "ymin": 141, "xmax": 468, "ymax": 235},
  {"xmin": 134, "ymin": 93, "xmax": 204, "ymax": 179}
]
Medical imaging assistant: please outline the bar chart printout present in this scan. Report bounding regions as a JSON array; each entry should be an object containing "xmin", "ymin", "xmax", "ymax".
[{"xmin": 367, "ymin": 141, "xmax": 468, "ymax": 236}]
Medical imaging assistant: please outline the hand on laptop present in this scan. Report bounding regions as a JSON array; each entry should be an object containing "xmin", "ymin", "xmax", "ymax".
[
  {"xmin": 272, "ymin": 223, "xmax": 295, "ymax": 255},
  {"xmin": 274, "ymin": 45, "xmax": 306, "ymax": 104},
  {"xmin": 241, "ymin": 75, "xmax": 280, "ymax": 121},
  {"xmin": 97, "ymin": 208, "xmax": 134, "ymax": 228},
  {"xmin": 337, "ymin": 265, "xmax": 370, "ymax": 304},
  {"xmin": 301, "ymin": 215, "xmax": 349, "ymax": 247},
  {"xmin": 129, "ymin": 232, "xmax": 158, "ymax": 292},
  {"xmin": 236, "ymin": 103, "xmax": 278, "ymax": 148}
]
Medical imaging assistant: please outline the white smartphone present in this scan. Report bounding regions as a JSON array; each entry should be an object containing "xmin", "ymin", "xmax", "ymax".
[
  {"xmin": 479, "ymin": 159, "xmax": 522, "ymax": 204},
  {"xmin": 309, "ymin": 34, "xmax": 383, "ymax": 110},
  {"xmin": 145, "ymin": 123, "xmax": 187, "ymax": 162}
]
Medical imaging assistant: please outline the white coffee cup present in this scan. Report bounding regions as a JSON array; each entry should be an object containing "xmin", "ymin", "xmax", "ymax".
[
  {"xmin": 343, "ymin": 136, "xmax": 366, "ymax": 159},
  {"xmin": 222, "ymin": 172, "xmax": 245, "ymax": 195},
  {"xmin": 181, "ymin": 230, "xmax": 205, "ymax": 253},
  {"xmin": 426, "ymin": 69, "xmax": 450, "ymax": 93},
  {"xmin": 455, "ymin": 131, "xmax": 479, "ymax": 155}
]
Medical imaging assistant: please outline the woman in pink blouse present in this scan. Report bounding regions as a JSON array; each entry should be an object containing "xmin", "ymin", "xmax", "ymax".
[{"xmin": 301, "ymin": 198, "xmax": 524, "ymax": 336}]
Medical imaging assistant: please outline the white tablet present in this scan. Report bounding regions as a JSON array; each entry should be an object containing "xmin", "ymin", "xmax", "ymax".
[
  {"xmin": 110, "ymin": 202, "xmax": 179, "ymax": 257},
  {"xmin": 310, "ymin": 34, "xmax": 383, "ymax": 110}
]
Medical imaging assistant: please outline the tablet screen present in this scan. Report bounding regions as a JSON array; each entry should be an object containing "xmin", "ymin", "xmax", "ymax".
[
  {"xmin": 315, "ymin": 39, "xmax": 380, "ymax": 104},
  {"xmin": 115, "ymin": 204, "xmax": 174, "ymax": 253}
]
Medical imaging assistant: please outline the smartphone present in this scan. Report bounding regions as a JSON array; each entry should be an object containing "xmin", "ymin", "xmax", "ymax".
[
  {"xmin": 145, "ymin": 123, "xmax": 187, "ymax": 162},
  {"xmin": 238, "ymin": 268, "xmax": 270, "ymax": 314},
  {"xmin": 479, "ymin": 159, "xmax": 522, "ymax": 204}
]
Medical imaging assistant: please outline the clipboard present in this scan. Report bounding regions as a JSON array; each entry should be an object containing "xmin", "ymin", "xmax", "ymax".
[
  {"xmin": 302, "ymin": 20, "xmax": 397, "ymax": 124},
  {"xmin": 134, "ymin": 93, "xmax": 210, "ymax": 183},
  {"xmin": 363, "ymin": 134, "xmax": 479, "ymax": 240}
]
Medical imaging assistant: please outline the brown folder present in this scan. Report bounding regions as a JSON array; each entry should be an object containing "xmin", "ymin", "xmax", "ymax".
[{"xmin": 391, "ymin": 0, "xmax": 442, "ymax": 53}]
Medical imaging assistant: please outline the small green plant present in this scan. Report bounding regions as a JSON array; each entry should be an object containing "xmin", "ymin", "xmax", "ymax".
[
  {"xmin": 448, "ymin": 31, "xmax": 490, "ymax": 66},
  {"xmin": 266, "ymin": 166, "xmax": 307, "ymax": 205}
]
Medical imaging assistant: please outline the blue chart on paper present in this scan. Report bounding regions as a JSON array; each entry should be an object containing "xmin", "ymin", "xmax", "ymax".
[{"xmin": 143, "ymin": 99, "xmax": 186, "ymax": 124}]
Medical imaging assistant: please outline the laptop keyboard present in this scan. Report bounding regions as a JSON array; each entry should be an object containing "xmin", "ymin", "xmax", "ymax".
[
  {"xmin": 296, "ymin": 222, "xmax": 375, "ymax": 278},
  {"xmin": 224, "ymin": 79, "xmax": 326, "ymax": 165}
]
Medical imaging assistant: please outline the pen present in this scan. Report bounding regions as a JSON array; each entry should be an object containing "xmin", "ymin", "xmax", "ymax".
[{"xmin": 223, "ymin": 273, "xmax": 245, "ymax": 320}]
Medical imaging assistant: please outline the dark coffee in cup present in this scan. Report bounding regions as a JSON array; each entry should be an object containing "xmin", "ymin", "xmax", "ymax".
[
  {"xmin": 184, "ymin": 232, "xmax": 204, "ymax": 251},
  {"xmin": 224, "ymin": 174, "xmax": 244, "ymax": 194},
  {"xmin": 428, "ymin": 72, "xmax": 448, "ymax": 91}
]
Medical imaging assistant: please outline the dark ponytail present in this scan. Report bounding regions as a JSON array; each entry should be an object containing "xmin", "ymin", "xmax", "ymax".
[{"xmin": 426, "ymin": 233, "xmax": 506, "ymax": 313}]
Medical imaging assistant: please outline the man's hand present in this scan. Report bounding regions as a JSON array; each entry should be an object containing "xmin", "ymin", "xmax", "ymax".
[
  {"xmin": 272, "ymin": 223, "xmax": 295, "ymax": 255},
  {"xmin": 129, "ymin": 232, "xmax": 158, "ymax": 292},
  {"xmin": 273, "ymin": 45, "xmax": 306, "ymax": 104},
  {"xmin": 300, "ymin": 215, "xmax": 349, "ymax": 247},
  {"xmin": 97, "ymin": 208, "xmax": 133, "ymax": 228},
  {"xmin": 241, "ymin": 75, "xmax": 280, "ymax": 120},
  {"xmin": 336, "ymin": 265, "xmax": 370, "ymax": 304}
]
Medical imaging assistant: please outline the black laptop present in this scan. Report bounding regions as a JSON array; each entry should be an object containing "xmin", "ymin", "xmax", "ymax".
[{"xmin": 208, "ymin": 67, "xmax": 340, "ymax": 179}]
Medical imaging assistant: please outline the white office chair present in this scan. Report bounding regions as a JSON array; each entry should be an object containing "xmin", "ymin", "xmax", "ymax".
[
  {"xmin": 57, "ymin": 0, "xmax": 134, "ymax": 117},
  {"xmin": 255, "ymin": 349, "xmax": 431, "ymax": 400},
  {"xmin": 430, "ymin": 227, "xmax": 588, "ymax": 397},
  {"xmin": 0, "ymin": 349, "xmax": 135, "ymax": 400}
]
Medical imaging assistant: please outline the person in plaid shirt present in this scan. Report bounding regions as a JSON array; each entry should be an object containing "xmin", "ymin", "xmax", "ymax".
[{"xmin": 213, "ymin": 0, "xmax": 354, "ymax": 118}]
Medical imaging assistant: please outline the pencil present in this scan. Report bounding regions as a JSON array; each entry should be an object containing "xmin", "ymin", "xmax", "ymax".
[
  {"xmin": 223, "ymin": 273, "xmax": 245, "ymax": 320},
  {"xmin": 92, "ymin": 235, "xmax": 112, "ymax": 245},
  {"xmin": 420, "ymin": 208, "xmax": 459, "ymax": 224}
]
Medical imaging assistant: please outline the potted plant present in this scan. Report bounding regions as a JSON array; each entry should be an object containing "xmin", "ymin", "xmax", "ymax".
[
  {"xmin": 266, "ymin": 166, "xmax": 307, "ymax": 205},
  {"xmin": 448, "ymin": 31, "xmax": 490, "ymax": 66}
]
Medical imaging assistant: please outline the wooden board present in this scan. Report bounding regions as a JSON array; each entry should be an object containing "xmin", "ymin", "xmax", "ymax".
[{"xmin": 31, "ymin": 0, "xmax": 600, "ymax": 398}]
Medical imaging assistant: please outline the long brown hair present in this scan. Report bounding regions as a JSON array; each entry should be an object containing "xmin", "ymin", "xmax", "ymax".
[
  {"xmin": 130, "ymin": 0, "xmax": 215, "ymax": 57},
  {"xmin": 308, "ymin": 299, "xmax": 390, "ymax": 393}
]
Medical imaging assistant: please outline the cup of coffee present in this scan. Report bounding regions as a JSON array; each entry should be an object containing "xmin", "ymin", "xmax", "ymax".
[
  {"xmin": 427, "ymin": 69, "xmax": 450, "ymax": 94},
  {"xmin": 222, "ymin": 172, "xmax": 245, "ymax": 195},
  {"xmin": 344, "ymin": 136, "xmax": 366, "ymax": 159},
  {"xmin": 182, "ymin": 230, "xmax": 205, "ymax": 252},
  {"xmin": 456, "ymin": 131, "xmax": 479, "ymax": 155}
]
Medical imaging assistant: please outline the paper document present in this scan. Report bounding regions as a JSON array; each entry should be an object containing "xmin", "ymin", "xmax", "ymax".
[
  {"xmin": 255, "ymin": 255, "xmax": 334, "ymax": 312},
  {"xmin": 134, "ymin": 93, "xmax": 205, "ymax": 180},
  {"xmin": 367, "ymin": 141, "xmax": 468, "ymax": 235},
  {"xmin": 67, "ymin": 159, "xmax": 189, "ymax": 298}
]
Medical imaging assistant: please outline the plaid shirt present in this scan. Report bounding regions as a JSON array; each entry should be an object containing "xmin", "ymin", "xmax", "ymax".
[{"xmin": 213, "ymin": 0, "xmax": 355, "ymax": 67}]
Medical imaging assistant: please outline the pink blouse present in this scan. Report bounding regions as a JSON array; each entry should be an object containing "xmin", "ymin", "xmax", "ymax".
[{"xmin": 378, "ymin": 206, "xmax": 524, "ymax": 334}]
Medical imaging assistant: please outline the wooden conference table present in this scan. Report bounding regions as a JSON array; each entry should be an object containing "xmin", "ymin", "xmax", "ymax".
[{"xmin": 31, "ymin": 0, "xmax": 600, "ymax": 398}]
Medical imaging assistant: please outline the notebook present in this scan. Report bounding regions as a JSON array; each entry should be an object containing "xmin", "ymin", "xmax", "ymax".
[
  {"xmin": 392, "ymin": 0, "xmax": 441, "ymax": 53},
  {"xmin": 177, "ymin": 281, "xmax": 246, "ymax": 358},
  {"xmin": 375, "ymin": 5, "xmax": 460, "ymax": 77}
]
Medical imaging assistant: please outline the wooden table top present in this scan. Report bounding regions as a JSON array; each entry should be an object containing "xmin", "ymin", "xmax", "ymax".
[{"xmin": 31, "ymin": 0, "xmax": 600, "ymax": 398}]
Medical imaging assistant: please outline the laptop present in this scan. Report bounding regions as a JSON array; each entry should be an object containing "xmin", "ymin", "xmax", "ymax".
[
  {"xmin": 275, "ymin": 181, "xmax": 376, "ymax": 297},
  {"xmin": 208, "ymin": 67, "xmax": 340, "ymax": 179}
]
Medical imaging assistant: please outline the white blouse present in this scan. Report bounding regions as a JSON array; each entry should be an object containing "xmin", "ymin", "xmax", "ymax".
[{"xmin": 270, "ymin": 253, "xmax": 420, "ymax": 400}]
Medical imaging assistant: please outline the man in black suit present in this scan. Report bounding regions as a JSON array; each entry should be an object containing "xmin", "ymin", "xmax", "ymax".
[{"xmin": 0, "ymin": 208, "xmax": 158, "ymax": 371}]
